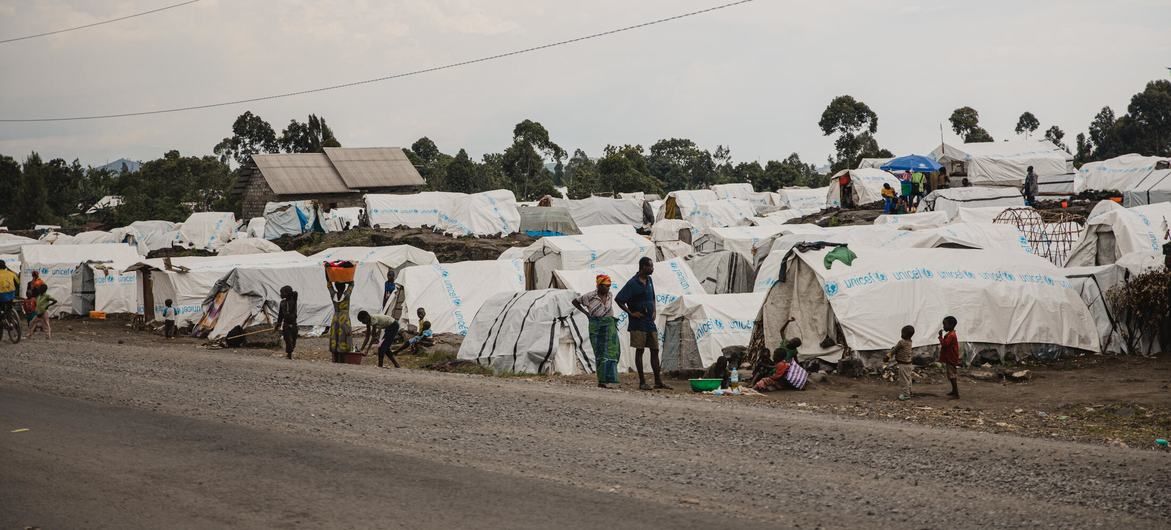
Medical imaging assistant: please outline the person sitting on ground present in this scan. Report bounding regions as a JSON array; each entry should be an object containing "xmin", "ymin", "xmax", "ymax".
[
  {"xmin": 397, "ymin": 307, "xmax": 431, "ymax": 349},
  {"xmin": 390, "ymin": 320, "xmax": 432, "ymax": 357},
  {"xmin": 885, "ymin": 324, "xmax": 915, "ymax": 401},
  {"xmin": 753, "ymin": 347, "xmax": 808, "ymax": 391},
  {"xmin": 273, "ymin": 286, "xmax": 298, "ymax": 359},
  {"xmin": 703, "ymin": 355, "xmax": 732, "ymax": 389},
  {"xmin": 162, "ymin": 299, "xmax": 177, "ymax": 339},
  {"xmin": 751, "ymin": 348, "xmax": 775, "ymax": 386},
  {"xmin": 939, "ymin": 316, "xmax": 960, "ymax": 399},
  {"xmin": 27, "ymin": 290, "xmax": 57, "ymax": 340},
  {"xmin": 357, "ymin": 310, "xmax": 401, "ymax": 368}
]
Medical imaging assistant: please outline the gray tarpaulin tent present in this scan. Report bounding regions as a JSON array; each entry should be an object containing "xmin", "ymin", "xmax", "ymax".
[
  {"xmin": 1121, "ymin": 169, "xmax": 1171, "ymax": 207},
  {"xmin": 552, "ymin": 196, "xmax": 646, "ymax": 228},
  {"xmin": 456, "ymin": 289, "xmax": 594, "ymax": 375},
  {"xmin": 684, "ymin": 250, "xmax": 755, "ymax": 294},
  {"xmin": 518, "ymin": 207, "xmax": 581, "ymax": 237}
]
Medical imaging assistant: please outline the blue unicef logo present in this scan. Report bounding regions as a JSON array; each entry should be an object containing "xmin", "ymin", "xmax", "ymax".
[
  {"xmin": 824, "ymin": 281, "xmax": 840, "ymax": 297},
  {"xmin": 41, "ymin": 267, "xmax": 48, "ymax": 274},
  {"xmin": 875, "ymin": 272, "xmax": 887, "ymax": 282}
]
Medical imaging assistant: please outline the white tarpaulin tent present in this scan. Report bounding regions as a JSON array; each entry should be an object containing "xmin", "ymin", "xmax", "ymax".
[
  {"xmin": 1065, "ymin": 201, "xmax": 1171, "ymax": 267},
  {"xmin": 175, "ymin": 212, "xmax": 235, "ymax": 251},
  {"xmin": 1121, "ymin": 169, "xmax": 1171, "ymax": 207},
  {"xmin": 438, "ymin": 189, "xmax": 521, "ymax": 237},
  {"xmin": 949, "ymin": 205, "xmax": 1026, "ymax": 225},
  {"xmin": 1063, "ymin": 265, "xmax": 1127, "ymax": 355},
  {"xmin": 776, "ymin": 187, "xmax": 829, "ymax": 210},
  {"xmin": 128, "ymin": 251, "xmax": 308, "ymax": 326},
  {"xmin": 651, "ymin": 219, "xmax": 695, "ymax": 261},
  {"xmin": 310, "ymin": 245, "xmax": 438, "ymax": 280},
  {"xmin": 857, "ymin": 158, "xmax": 893, "ymax": 170},
  {"xmin": 19, "ymin": 243, "xmax": 141, "ymax": 316},
  {"xmin": 661, "ymin": 292, "xmax": 765, "ymax": 371},
  {"xmin": 217, "ymin": 238, "xmax": 284, "ymax": 256},
  {"xmin": 244, "ymin": 218, "xmax": 266, "ymax": 239},
  {"xmin": 323, "ymin": 207, "xmax": 364, "ymax": 232},
  {"xmin": 579, "ymin": 224, "xmax": 638, "ymax": 236},
  {"xmin": 1, "ymin": 254, "xmax": 18, "ymax": 271},
  {"xmin": 756, "ymin": 247, "xmax": 1099, "ymax": 365},
  {"xmin": 0, "ymin": 233, "xmax": 43, "ymax": 254},
  {"xmin": 827, "ymin": 168, "xmax": 900, "ymax": 208},
  {"xmin": 693, "ymin": 225, "xmax": 787, "ymax": 262},
  {"xmin": 710, "ymin": 183, "xmax": 754, "ymax": 201},
  {"xmin": 396, "ymin": 259, "xmax": 527, "ymax": 336},
  {"xmin": 750, "ymin": 208, "xmax": 819, "ymax": 226},
  {"xmin": 1075, "ymin": 154, "xmax": 1169, "ymax": 194},
  {"xmin": 551, "ymin": 257, "xmax": 705, "ymax": 371},
  {"xmin": 126, "ymin": 220, "xmax": 179, "ymax": 252},
  {"xmin": 523, "ymin": 233, "xmax": 655, "ymax": 289},
  {"xmin": 263, "ymin": 201, "xmax": 322, "ymax": 239},
  {"xmin": 456, "ymin": 289, "xmax": 594, "ymax": 375},
  {"xmin": 751, "ymin": 223, "xmax": 1035, "ymax": 293},
  {"xmin": 365, "ymin": 191, "xmax": 462, "ymax": 229},
  {"xmin": 931, "ymin": 140, "xmax": 1071, "ymax": 187},
  {"xmin": 874, "ymin": 211, "xmax": 951, "ymax": 228},
  {"xmin": 685, "ymin": 250, "xmax": 756, "ymax": 294},
  {"xmin": 553, "ymin": 196, "xmax": 645, "ymax": 228},
  {"xmin": 688, "ymin": 199, "xmax": 756, "ymax": 232},
  {"xmin": 660, "ymin": 190, "xmax": 719, "ymax": 221},
  {"xmin": 920, "ymin": 187, "xmax": 1025, "ymax": 218},
  {"xmin": 62, "ymin": 230, "xmax": 147, "ymax": 256}
]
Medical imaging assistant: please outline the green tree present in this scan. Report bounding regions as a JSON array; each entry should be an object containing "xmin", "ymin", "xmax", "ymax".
[
  {"xmin": 949, "ymin": 106, "xmax": 994, "ymax": 143},
  {"xmin": 18, "ymin": 153, "xmax": 54, "ymax": 228},
  {"xmin": 1126, "ymin": 79, "xmax": 1171, "ymax": 156},
  {"xmin": 1074, "ymin": 133, "xmax": 1092, "ymax": 167},
  {"xmin": 761, "ymin": 154, "xmax": 820, "ymax": 190},
  {"xmin": 278, "ymin": 114, "xmax": 340, "ymax": 153},
  {"xmin": 0, "ymin": 155, "xmax": 22, "ymax": 226},
  {"xmin": 1044, "ymin": 125, "xmax": 1067, "ymax": 151},
  {"xmin": 819, "ymin": 95, "xmax": 888, "ymax": 171},
  {"xmin": 729, "ymin": 161, "xmax": 765, "ymax": 189},
  {"xmin": 410, "ymin": 137, "xmax": 441, "ymax": 164},
  {"xmin": 501, "ymin": 120, "xmax": 565, "ymax": 200},
  {"xmin": 213, "ymin": 111, "xmax": 278, "ymax": 166},
  {"xmin": 1015, "ymin": 111, "xmax": 1040, "ymax": 138},
  {"xmin": 115, "ymin": 151, "xmax": 233, "ymax": 225},
  {"xmin": 1087, "ymin": 106, "xmax": 1118, "ymax": 159},
  {"xmin": 444, "ymin": 149, "xmax": 478, "ymax": 192},
  {"xmin": 596, "ymin": 144, "xmax": 662, "ymax": 195},
  {"xmin": 564, "ymin": 149, "xmax": 600, "ymax": 199},
  {"xmin": 647, "ymin": 138, "xmax": 714, "ymax": 190}
]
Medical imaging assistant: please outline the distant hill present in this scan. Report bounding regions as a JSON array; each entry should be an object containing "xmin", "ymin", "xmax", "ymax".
[{"xmin": 95, "ymin": 158, "xmax": 141, "ymax": 173}]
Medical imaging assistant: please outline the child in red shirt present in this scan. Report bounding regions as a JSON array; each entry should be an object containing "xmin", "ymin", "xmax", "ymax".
[{"xmin": 938, "ymin": 316, "xmax": 960, "ymax": 398}]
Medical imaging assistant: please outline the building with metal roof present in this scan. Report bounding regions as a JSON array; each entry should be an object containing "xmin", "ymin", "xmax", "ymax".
[{"xmin": 233, "ymin": 147, "xmax": 425, "ymax": 218}]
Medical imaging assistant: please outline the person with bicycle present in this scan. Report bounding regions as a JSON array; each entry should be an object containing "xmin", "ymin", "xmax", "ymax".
[{"xmin": 0, "ymin": 261, "xmax": 19, "ymax": 320}]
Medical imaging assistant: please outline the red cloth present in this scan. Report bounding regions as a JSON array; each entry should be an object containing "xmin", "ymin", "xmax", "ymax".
[
  {"xmin": 755, "ymin": 361, "xmax": 790, "ymax": 390},
  {"xmin": 838, "ymin": 175, "xmax": 851, "ymax": 186},
  {"xmin": 939, "ymin": 331, "xmax": 960, "ymax": 366}
]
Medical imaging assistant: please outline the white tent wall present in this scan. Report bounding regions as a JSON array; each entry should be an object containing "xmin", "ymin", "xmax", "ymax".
[
  {"xmin": 1075, "ymin": 154, "xmax": 1169, "ymax": 194},
  {"xmin": 930, "ymin": 140, "xmax": 1071, "ymax": 186},
  {"xmin": 1121, "ymin": 169, "xmax": 1171, "ymax": 207},
  {"xmin": 438, "ymin": 189, "xmax": 521, "ymax": 237},
  {"xmin": 857, "ymin": 158, "xmax": 893, "ymax": 170},
  {"xmin": 310, "ymin": 245, "xmax": 438, "ymax": 274},
  {"xmin": 1064, "ymin": 265, "xmax": 1128, "ymax": 355},
  {"xmin": 245, "ymin": 218, "xmax": 266, "ymax": 239},
  {"xmin": 19, "ymin": 243, "xmax": 141, "ymax": 317},
  {"xmin": 827, "ymin": 169, "xmax": 900, "ymax": 207},
  {"xmin": 1, "ymin": 254, "xmax": 19, "ymax": 271},
  {"xmin": 920, "ymin": 187, "xmax": 1025, "ymax": 219},
  {"xmin": 551, "ymin": 257, "xmax": 705, "ymax": 371},
  {"xmin": 0, "ymin": 233, "xmax": 43, "ymax": 254},
  {"xmin": 396, "ymin": 259, "xmax": 526, "ymax": 336},
  {"xmin": 950, "ymin": 205, "xmax": 1024, "ymax": 225},
  {"xmin": 323, "ymin": 207, "xmax": 364, "ymax": 232},
  {"xmin": 218, "ymin": 238, "xmax": 283, "ymax": 256},
  {"xmin": 126, "ymin": 220, "xmax": 178, "ymax": 252},
  {"xmin": 524, "ymin": 233, "xmax": 655, "ymax": 290},
  {"xmin": 175, "ymin": 212, "xmax": 235, "ymax": 251},
  {"xmin": 687, "ymin": 199, "xmax": 756, "ymax": 232},
  {"xmin": 553, "ymin": 196, "xmax": 645, "ymax": 227},
  {"xmin": 693, "ymin": 226, "xmax": 788, "ymax": 262},
  {"xmin": 685, "ymin": 250, "xmax": 756, "ymax": 295},
  {"xmin": 661, "ymin": 292, "xmax": 765, "ymax": 371},
  {"xmin": 1037, "ymin": 172, "xmax": 1076, "ymax": 195},
  {"xmin": 579, "ymin": 224, "xmax": 638, "ymax": 236},
  {"xmin": 364, "ymin": 192, "xmax": 462, "ymax": 229},
  {"xmin": 757, "ymin": 248, "xmax": 1099, "ymax": 366},
  {"xmin": 456, "ymin": 289, "xmax": 594, "ymax": 375},
  {"xmin": 710, "ymin": 183, "xmax": 755, "ymax": 201},
  {"xmin": 776, "ymin": 187, "xmax": 829, "ymax": 210},
  {"xmin": 78, "ymin": 261, "xmax": 139, "ymax": 315},
  {"xmin": 656, "ymin": 240, "xmax": 694, "ymax": 261},
  {"xmin": 263, "ymin": 201, "xmax": 321, "ymax": 240},
  {"xmin": 204, "ymin": 260, "xmax": 386, "ymax": 340},
  {"xmin": 651, "ymin": 219, "xmax": 694, "ymax": 244},
  {"xmin": 750, "ymin": 208, "xmax": 820, "ymax": 226},
  {"xmin": 751, "ymin": 224, "xmax": 1035, "ymax": 293},
  {"xmin": 1065, "ymin": 202, "xmax": 1171, "ymax": 267},
  {"xmin": 660, "ymin": 190, "xmax": 718, "ymax": 221},
  {"xmin": 874, "ymin": 211, "xmax": 950, "ymax": 228}
]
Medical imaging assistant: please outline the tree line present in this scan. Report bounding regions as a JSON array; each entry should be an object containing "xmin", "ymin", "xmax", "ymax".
[{"xmin": 0, "ymin": 79, "xmax": 1167, "ymax": 229}]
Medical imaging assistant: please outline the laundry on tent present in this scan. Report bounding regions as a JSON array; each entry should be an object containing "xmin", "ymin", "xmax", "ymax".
[
  {"xmin": 931, "ymin": 139, "xmax": 1072, "ymax": 187},
  {"xmin": 19, "ymin": 243, "xmax": 142, "ymax": 317},
  {"xmin": 920, "ymin": 187, "xmax": 1026, "ymax": 219},
  {"xmin": 520, "ymin": 233, "xmax": 655, "ymax": 289},
  {"xmin": 753, "ymin": 247, "xmax": 1099, "ymax": 367},
  {"xmin": 684, "ymin": 250, "xmax": 756, "ymax": 294},
  {"xmin": 1065, "ymin": 201, "xmax": 1171, "ymax": 267},
  {"xmin": 660, "ymin": 292, "xmax": 765, "ymax": 372},
  {"xmin": 456, "ymin": 289, "xmax": 594, "ymax": 375}
]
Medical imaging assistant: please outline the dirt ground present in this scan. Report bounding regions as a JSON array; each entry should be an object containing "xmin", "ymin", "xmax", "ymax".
[{"xmin": 60, "ymin": 317, "xmax": 1171, "ymax": 451}]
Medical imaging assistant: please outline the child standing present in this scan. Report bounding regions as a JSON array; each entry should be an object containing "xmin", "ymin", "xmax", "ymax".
[
  {"xmin": 274, "ymin": 286, "xmax": 298, "ymax": 360},
  {"xmin": 27, "ymin": 291, "xmax": 57, "ymax": 339},
  {"xmin": 162, "ymin": 299, "xmax": 177, "ymax": 339},
  {"xmin": 881, "ymin": 183, "xmax": 896, "ymax": 214},
  {"xmin": 885, "ymin": 325, "xmax": 915, "ymax": 400},
  {"xmin": 939, "ymin": 316, "xmax": 960, "ymax": 398}
]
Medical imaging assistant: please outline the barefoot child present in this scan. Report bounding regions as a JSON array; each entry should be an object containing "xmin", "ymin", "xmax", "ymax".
[
  {"xmin": 162, "ymin": 299, "xmax": 177, "ymax": 339},
  {"xmin": 885, "ymin": 325, "xmax": 914, "ymax": 400},
  {"xmin": 939, "ymin": 316, "xmax": 960, "ymax": 398},
  {"xmin": 27, "ymin": 291, "xmax": 57, "ymax": 339}
]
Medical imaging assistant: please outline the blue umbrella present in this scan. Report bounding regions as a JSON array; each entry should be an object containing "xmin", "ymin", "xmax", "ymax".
[{"xmin": 880, "ymin": 154, "xmax": 942, "ymax": 173}]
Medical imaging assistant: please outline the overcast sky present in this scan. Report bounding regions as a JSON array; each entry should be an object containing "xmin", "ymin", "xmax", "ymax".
[{"xmin": 1, "ymin": 0, "xmax": 1168, "ymax": 168}]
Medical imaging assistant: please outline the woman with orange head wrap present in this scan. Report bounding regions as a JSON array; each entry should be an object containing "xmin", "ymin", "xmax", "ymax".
[{"xmin": 572, "ymin": 274, "xmax": 620, "ymax": 387}]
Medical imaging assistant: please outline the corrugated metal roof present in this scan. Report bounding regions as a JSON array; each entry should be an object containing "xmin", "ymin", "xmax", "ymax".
[
  {"xmin": 324, "ymin": 147, "xmax": 425, "ymax": 189},
  {"xmin": 252, "ymin": 153, "xmax": 350, "ymax": 195}
]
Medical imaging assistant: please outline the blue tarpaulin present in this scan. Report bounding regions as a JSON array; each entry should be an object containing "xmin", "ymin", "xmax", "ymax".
[{"xmin": 881, "ymin": 155, "xmax": 942, "ymax": 173}]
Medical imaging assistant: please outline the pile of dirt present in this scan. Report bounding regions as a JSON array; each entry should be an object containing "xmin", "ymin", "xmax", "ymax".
[
  {"xmin": 787, "ymin": 205, "xmax": 885, "ymax": 227},
  {"xmin": 273, "ymin": 227, "xmax": 536, "ymax": 263}
]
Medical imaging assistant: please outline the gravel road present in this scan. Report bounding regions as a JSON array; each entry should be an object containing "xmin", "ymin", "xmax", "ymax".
[{"xmin": 2, "ymin": 338, "xmax": 1169, "ymax": 529}]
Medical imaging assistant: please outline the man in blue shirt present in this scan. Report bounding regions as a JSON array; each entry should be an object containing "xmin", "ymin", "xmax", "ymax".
[{"xmin": 615, "ymin": 257, "xmax": 670, "ymax": 391}]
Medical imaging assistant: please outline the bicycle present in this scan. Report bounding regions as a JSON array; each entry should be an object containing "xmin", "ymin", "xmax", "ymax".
[{"xmin": 1, "ymin": 301, "xmax": 22, "ymax": 344}]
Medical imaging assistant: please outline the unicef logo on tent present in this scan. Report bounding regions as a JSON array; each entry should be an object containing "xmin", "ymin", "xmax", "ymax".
[{"xmin": 824, "ymin": 281, "xmax": 840, "ymax": 297}]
